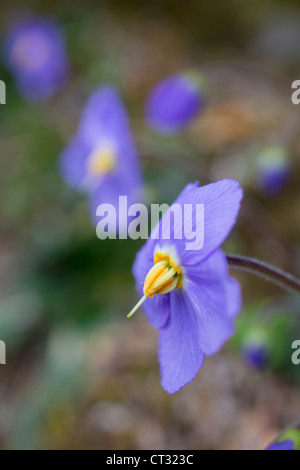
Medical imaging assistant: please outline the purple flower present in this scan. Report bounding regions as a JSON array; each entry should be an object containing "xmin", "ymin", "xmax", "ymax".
[
  {"xmin": 241, "ymin": 328, "xmax": 269, "ymax": 371},
  {"xmin": 265, "ymin": 422, "xmax": 300, "ymax": 450},
  {"xmin": 60, "ymin": 86, "xmax": 143, "ymax": 223},
  {"xmin": 3, "ymin": 15, "xmax": 69, "ymax": 101},
  {"xmin": 129, "ymin": 179, "xmax": 243, "ymax": 393},
  {"xmin": 243, "ymin": 343, "xmax": 269, "ymax": 370},
  {"xmin": 266, "ymin": 440, "xmax": 294, "ymax": 450},
  {"xmin": 145, "ymin": 73, "xmax": 205, "ymax": 134},
  {"xmin": 257, "ymin": 146, "xmax": 290, "ymax": 197}
]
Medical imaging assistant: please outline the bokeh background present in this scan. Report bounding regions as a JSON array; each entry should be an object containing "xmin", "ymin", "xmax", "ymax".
[{"xmin": 0, "ymin": 0, "xmax": 300, "ymax": 450}]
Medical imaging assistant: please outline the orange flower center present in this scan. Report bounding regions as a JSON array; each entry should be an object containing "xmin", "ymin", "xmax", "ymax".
[
  {"xmin": 127, "ymin": 252, "xmax": 182, "ymax": 318},
  {"xmin": 87, "ymin": 144, "xmax": 116, "ymax": 176}
]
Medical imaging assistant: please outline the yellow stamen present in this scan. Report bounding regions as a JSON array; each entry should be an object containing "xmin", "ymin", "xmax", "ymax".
[
  {"xmin": 144, "ymin": 262, "xmax": 169, "ymax": 298},
  {"xmin": 127, "ymin": 252, "xmax": 182, "ymax": 318},
  {"xmin": 154, "ymin": 252, "xmax": 181, "ymax": 274},
  {"xmin": 146, "ymin": 267, "xmax": 177, "ymax": 297},
  {"xmin": 87, "ymin": 145, "xmax": 116, "ymax": 176}
]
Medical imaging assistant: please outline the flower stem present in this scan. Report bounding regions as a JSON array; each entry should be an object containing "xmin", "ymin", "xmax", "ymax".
[{"xmin": 227, "ymin": 254, "xmax": 300, "ymax": 295}]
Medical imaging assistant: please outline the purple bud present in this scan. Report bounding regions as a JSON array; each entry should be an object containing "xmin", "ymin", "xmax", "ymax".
[
  {"xmin": 3, "ymin": 15, "xmax": 69, "ymax": 102},
  {"xmin": 242, "ymin": 343, "xmax": 269, "ymax": 370},
  {"xmin": 145, "ymin": 73, "xmax": 205, "ymax": 134},
  {"xmin": 266, "ymin": 439, "xmax": 294, "ymax": 450},
  {"xmin": 257, "ymin": 146, "xmax": 290, "ymax": 197}
]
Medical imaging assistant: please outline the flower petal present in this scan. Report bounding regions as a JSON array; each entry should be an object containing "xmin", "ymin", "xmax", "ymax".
[
  {"xmin": 266, "ymin": 440, "xmax": 294, "ymax": 451},
  {"xmin": 59, "ymin": 135, "xmax": 88, "ymax": 189},
  {"xmin": 132, "ymin": 245, "xmax": 170, "ymax": 329},
  {"xmin": 226, "ymin": 276, "xmax": 242, "ymax": 319},
  {"xmin": 158, "ymin": 289, "xmax": 205, "ymax": 393},
  {"xmin": 78, "ymin": 86, "xmax": 130, "ymax": 147},
  {"xmin": 146, "ymin": 74, "xmax": 203, "ymax": 133},
  {"xmin": 183, "ymin": 250, "xmax": 241, "ymax": 356},
  {"xmin": 155, "ymin": 179, "xmax": 243, "ymax": 265}
]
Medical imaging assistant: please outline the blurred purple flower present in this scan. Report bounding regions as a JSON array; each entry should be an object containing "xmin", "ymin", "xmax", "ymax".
[
  {"xmin": 60, "ymin": 86, "xmax": 143, "ymax": 222},
  {"xmin": 265, "ymin": 421, "xmax": 300, "ymax": 450},
  {"xmin": 257, "ymin": 146, "xmax": 290, "ymax": 197},
  {"xmin": 3, "ymin": 15, "xmax": 69, "ymax": 101},
  {"xmin": 266, "ymin": 440, "xmax": 294, "ymax": 450},
  {"xmin": 129, "ymin": 179, "xmax": 243, "ymax": 393},
  {"xmin": 145, "ymin": 73, "xmax": 205, "ymax": 134},
  {"xmin": 242, "ymin": 343, "xmax": 269, "ymax": 370}
]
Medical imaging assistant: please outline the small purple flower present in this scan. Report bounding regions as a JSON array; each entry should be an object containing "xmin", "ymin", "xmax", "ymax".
[
  {"xmin": 145, "ymin": 73, "xmax": 205, "ymax": 134},
  {"xmin": 265, "ymin": 422, "xmax": 300, "ymax": 450},
  {"xmin": 243, "ymin": 343, "xmax": 269, "ymax": 370},
  {"xmin": 60, "ymin": 86, "xmax": 143, "ymax": 222},
  {"xmin": 266, "ymin": 440, "xmax": 294, "ymax": 450},
  {"xmin": 241, "ymin": 329, "xmax": 269, "ymax": 371},
  {"xmin": 3, "ymin": 15, "xmax": 69, "ymax": 101},
  {"xmin": 128, "ymin": 179, "xmax": 243, "ymax": 393},
  {"xmin": 257, "ymin": 146, "xmax": 290, "ymax": 197}
]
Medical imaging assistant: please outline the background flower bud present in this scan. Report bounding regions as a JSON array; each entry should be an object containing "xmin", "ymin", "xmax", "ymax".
[{"xmin": 145, "ymin": 72, "xmax": 206, "ymax": 134}]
